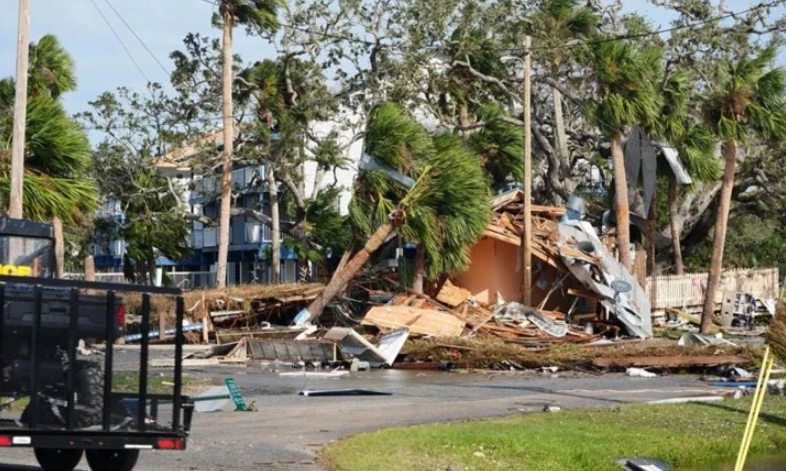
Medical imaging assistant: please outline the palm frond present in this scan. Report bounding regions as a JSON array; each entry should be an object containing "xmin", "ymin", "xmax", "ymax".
[
  {"xmin": 364, "ymin": 103, "xmax": 433, "ymax": 171},
  {"xmin": 467, "ymin": 104, "xmax": 523, "ymax": 189},
  {"xmin": 217, "ymin": 0, "xmax": 283, "ymax": 33},
  {"xmin": 28, "ymin": 34, "xmax": 77, "ymax": 99},
  {"xmin": 0, "ymin": 173, "xmax": 97, "ymax": 225}
]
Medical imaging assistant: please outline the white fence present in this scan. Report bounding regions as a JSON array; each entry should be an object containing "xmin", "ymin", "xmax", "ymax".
[{"xmin": 645, "ymin": 268, "xmax": 780, "ymax": 312}]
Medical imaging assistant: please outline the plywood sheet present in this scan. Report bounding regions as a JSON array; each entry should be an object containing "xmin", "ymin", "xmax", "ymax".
[
  {"xmin": 436, "ymin": 280, "xmax": 472, "ymax": 307},
  {"xmin": 362, "ymin": 305, "xmax": 466, "ymax": 337}
]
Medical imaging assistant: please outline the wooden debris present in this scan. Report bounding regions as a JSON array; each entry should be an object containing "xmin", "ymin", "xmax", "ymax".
[
  {"xmin": 436, "ymin": 280, "xmax": 472, "ymax": 307},
  {"xmin": 362, "ymin": 305, "xmax": 466, "ymax": 337}
]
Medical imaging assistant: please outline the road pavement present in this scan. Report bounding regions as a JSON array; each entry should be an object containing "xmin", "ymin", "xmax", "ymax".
[{"xmin": 0, "ymin": 366, "xmax": 729, "ymax": 471}]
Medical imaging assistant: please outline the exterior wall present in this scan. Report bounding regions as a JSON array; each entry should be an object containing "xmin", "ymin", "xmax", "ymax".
[
  {"xmin": 455, "ymin": 237, "xmax": 597, "ymax": 313},
  {"xmin": 455, "ymin": 238, "xmax": 498, "ymax": 305}
]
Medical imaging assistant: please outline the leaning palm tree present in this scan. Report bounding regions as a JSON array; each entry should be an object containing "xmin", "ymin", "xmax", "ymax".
[
  {"xmin": 531, "ymin": 0, "xmax": 597, "ymax": 196},
  {"xmin": 213, "ymin": 0, "xmax": 282, "ymax": 288},
  {"xmin": 699, "ymin": 46, "xmax": 786, "ymax": 334},
  {"xmin": 303, "ymin": 103, "xmax": 491, "ymax": 322},
  {"xmin": 586, "ymin": 39, "xmax": 663, "ymax": 269}
]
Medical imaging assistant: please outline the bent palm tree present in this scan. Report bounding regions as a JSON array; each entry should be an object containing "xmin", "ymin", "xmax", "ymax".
[
  {"xmin": 304, "ymin": 103, "xmax": 490, "ymax": 321},
  {"xmin": 214, "ymin": 0, "xmax": 282, "ymax": 287},
  {"xmin": 699, "ymin": 47, "xmax": 786, "ymax": 334},
  {"xmin": 586, "ymin": 40, "xmax": 662, "ymax": 269}
]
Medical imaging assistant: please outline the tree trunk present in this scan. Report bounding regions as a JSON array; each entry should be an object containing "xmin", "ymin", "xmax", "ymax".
[
  {"xmin": 458, "ymin": 102, "xmax": 470, "ymax": 135},
  {"xmin": 700, "ymin": 139, "xmax": 736, "ymax": 334},
  {"xmin": 552, "ymin": 86, "xmax": 572, "ymax": 194},
  {"xmin": 411, "ymin": 244, "xmax": 425, "ymax": 295},
  {"xmin": 216, "ymin": 15, "xmax": 234, "ymax": 289},
  {"xmin": 305, "ymin": 221, "xmax": 395, "ymax": 323},
  {"xmin": 610, "ymin": 132, "xmax": 632, "ymax": 269},
  {"xmin": 84, "ymin": 255, "xmax": 95, "ymax": 282},
  {"xmin": 646, "ymin": 185, "xmax": 656, "ymax": 276},
  {"xmin": 668, "ymin": 178, "xmax": 684, "ymax": 275},
  {"xmin": 266, "ymin": 164, "xmax": 281, "ymax": 284}
]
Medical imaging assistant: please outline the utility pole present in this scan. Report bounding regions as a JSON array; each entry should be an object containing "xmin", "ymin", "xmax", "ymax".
[
  {"xmin": 521, "ymin": 35, "xmax": 533, "ymax": 306},
  {"xmin": 9, "ymin": 0, "xmax": 31, "ymax": 219}
]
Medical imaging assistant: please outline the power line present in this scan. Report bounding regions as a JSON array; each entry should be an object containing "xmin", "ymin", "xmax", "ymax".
[
  {"xmin": 508, "ymin": 0, "xmax": 786, "ymax": 52},
  {"xmin": 101, "ymin": 0, "xmax": 171, "ymax": 77},
  {"xmin": 88, "ymin": 0, "xmax": 151, "ymax": 83}
]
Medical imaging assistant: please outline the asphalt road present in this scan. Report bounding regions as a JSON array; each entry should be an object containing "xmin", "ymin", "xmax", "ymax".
[{"xmin": 0, "ymin": 366, "xmax": 730, "ymax": 471}]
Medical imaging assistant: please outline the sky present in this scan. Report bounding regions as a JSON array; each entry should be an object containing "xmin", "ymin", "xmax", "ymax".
[
  {"xmin": 0, "ymin": 0, "xmax": 277, "ymax": 115},
  {"xmin": 0, "ymin": 0, "xmax": 774, "ymax": 118}
]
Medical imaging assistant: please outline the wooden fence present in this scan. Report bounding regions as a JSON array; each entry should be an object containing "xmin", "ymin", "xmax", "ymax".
[{"xmin": 645, "ymin": 268, "xmax": 780, "ymax": 312}]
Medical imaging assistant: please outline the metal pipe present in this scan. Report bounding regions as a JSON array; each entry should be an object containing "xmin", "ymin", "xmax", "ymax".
[
  {"xmin": 66, "ymin": 288, "xmax": 79, "ymax": 430},
  {"xmin": 29, "ymin": 286, "xmax": 42, "ymax": 429},
  {"xmin": 172, "ymin": 296, "xmax": 184, "ymax": 431},
  {"xmin": 138, "ymin": 294, "xmax": 151, "ymax": 431},
  {"xmin": 102, "ymin": 291, "xmax": 116, "ymax": 431}
]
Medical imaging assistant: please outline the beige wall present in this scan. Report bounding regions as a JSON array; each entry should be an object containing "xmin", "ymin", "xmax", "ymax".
[
  {"xmin": 455, "ymin": 238, "xmax": 522, "ymax": 305},
  {"xmin": 456, "ymin": 237, "xmax": 596, "ymax": 313}
]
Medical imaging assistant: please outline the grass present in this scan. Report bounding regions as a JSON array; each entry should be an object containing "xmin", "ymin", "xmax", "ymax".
[
  {"xmin": 323, "ymin": 396, "xmax": 786, "ymax": 471},
  {"xmin": 112, "ymin": 372, "xmax": 209, "ymax": 395}
]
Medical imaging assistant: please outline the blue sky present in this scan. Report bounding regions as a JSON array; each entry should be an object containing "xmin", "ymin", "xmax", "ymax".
[{"xmin": 0, "ymin": 0, "xmax": 772, "ymax": 117}]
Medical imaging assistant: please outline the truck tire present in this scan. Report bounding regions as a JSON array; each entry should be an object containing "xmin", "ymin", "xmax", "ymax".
[
  {"xmin": 74, "ymin": 359, "xmax": 132, "ymax": 429},
  {"xmin": 75, "ymin": 359, "xmax": 105, "ymax": 427},
  {"xmin": 85, "ymin": 449, "xmax": 139, "ymax": 471},
  {"xmin": 34, "ymin": 448, "xmax": 83, "ymax": 471}
]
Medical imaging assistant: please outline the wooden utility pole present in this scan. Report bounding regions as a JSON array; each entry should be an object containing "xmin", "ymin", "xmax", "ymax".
[
  {"xmin": 9, "ymin": 0, "xmax": 31, "ymax": 219},
  {"xmin": 53, "ymin": 217, "xmax": 64, "ymax": 278},
  {"xmin": 521, "ymin": 36, "xmax": 533, "ymax": 306}
]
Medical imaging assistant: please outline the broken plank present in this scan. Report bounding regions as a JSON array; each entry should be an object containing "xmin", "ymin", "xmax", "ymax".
[{"xmin": 436, "ymin": 280, "xmax": 472, "ymax": 307}]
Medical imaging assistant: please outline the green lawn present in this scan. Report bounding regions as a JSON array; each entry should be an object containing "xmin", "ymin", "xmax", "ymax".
[{"xmin": 323, "ymin": 397, "xmax": 786, "ymax": 471}]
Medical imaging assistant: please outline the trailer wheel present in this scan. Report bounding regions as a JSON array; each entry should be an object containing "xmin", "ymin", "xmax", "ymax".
[
  {"xmin": 85, "ymin": 449, "xmax": 140, "ymax": 471},
  {"xmin": 34, "ymin": 448, "xmax": 83, "ymax": 471}
]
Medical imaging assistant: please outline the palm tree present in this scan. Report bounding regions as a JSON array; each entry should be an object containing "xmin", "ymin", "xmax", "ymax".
[
  {"xmin": 586, "ymin": 39, "xmax": 662, "ymax": 269},
  {"xmin": 303, "ymin": 103, "xmax": 490, "ymax": 322},
  {"xmin": 531, "ymin": 0, "xmax": 597, "ymax": 197},
  {"xmin": 699, "ymin": 46, "xmax": 786, "ymax": 334},
  {"xmin": 214, "ymin": 0, "xmax": 282, "ymax": 288},
  {"xmin": 467, "ymin": 104, "xmax": 524, "ymax": 190},
  {"xmin": 0, "ymin": 36, "xmax": 96, "ymax": 224},
  {"xmin": 28, "ymin": 34, "xmax": 77, "ymax": 99},
  {"xmin": 648, "ymin": 72, "xmax": 720, "ymax": 275}
]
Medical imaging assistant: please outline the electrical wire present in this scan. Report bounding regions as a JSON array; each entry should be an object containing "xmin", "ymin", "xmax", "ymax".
[
  {"xmin": 102, "ymin": 0, "xmax": 171, "ymax": 77},
  {"xmin": 202, "ymin": 0, "xmax": 785, "ymax": 52},
  {"xmin": 88, "ymin": 0, "xmax": 151, "ymax": 83},
  {"xmin": 514, "ymin": 0, "xmax": 786, "ymax": 53}
]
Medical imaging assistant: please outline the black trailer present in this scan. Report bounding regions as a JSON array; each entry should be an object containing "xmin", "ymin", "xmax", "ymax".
[{"xmin": 0, "ymin": 275, "xmax": 194, "ymax": 471}]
